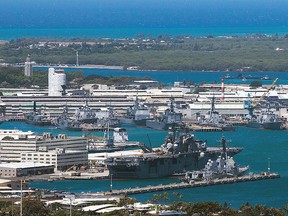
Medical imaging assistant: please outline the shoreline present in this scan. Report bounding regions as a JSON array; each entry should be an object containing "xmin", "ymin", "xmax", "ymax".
[{"xmin": 33, "ymin": 64, "xmax": 284, "ymax": 73}]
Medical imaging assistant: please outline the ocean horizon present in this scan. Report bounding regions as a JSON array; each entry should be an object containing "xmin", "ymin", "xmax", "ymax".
[{"xmin": 1, "ymin": 26, "xmax": 288, "ymax": 40}]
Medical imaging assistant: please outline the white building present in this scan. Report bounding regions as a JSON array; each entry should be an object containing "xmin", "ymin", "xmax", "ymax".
[
  {"xmin": 0, "ymin": 130, "xmax": 87, "ymax": 163},
  {"xmin": 0, "ymin": 163, "xmax": 54, "ymax": 178},
  {"xmin": 21, "ymin": 148, "xmax": 88, "ymax": 171},
  {"xmin": 48, "ymin": 68, "xmax": 66, "ymax": 96},
  {"xmin": 24, "ymin": 54, "xmax": 33, "ymax": 77}
]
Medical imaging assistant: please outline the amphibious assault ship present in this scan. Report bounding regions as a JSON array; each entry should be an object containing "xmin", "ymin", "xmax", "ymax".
[{"xmin": 105, "ymin": 124, "xmax": 242, "ymax": 179}]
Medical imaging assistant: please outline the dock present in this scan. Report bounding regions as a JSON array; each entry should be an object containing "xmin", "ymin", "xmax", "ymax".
[
  {"xmin": 105, "ymin": 173, "xmax": 280, "ymax": 195},
  {"xmin": 186, "ymin": 124, "xmax": 222, "ymax": 132}
]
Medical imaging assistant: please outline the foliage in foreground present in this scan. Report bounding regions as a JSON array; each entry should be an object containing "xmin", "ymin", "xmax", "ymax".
[{"xmin": 0, "ymin": 196, "xmax": 286, "ymax": 216}]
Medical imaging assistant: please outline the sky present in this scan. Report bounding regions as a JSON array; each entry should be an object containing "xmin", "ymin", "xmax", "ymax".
[{"xmin": 0, "ymin": 0, "xmax": 287, "ymax": 28}]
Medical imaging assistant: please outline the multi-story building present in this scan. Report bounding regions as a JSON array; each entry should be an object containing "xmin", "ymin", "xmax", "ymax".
[
  {"xmin": 0, "ymin": 130, "xmax": 87, "ymax": 163},
  {"xmin": 21, "ymin": 148, "xmax": 88, "ymax": 171}
]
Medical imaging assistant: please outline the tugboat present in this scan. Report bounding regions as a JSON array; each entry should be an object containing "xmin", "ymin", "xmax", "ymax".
[
  {"xmin": 182, "ymin": 136, "xmax": 249, "ymax": 182},
  {"xmin": 146, "ymin": 97, "xmax": 183, "ymax": 130},
  {"xmin": 197, "ymin": 96, "xmax": 235, "ymax": 131},
  {"xmin": 24, "ymin": 101, "xmax": 51, "ymax": 126},
  {"xmin": 120, "ymin": 96, "xmax": 153, "ymax": 126},
  {"xmin": 105, "ymin": 124, "xmax": 243, "ymax": 179}
]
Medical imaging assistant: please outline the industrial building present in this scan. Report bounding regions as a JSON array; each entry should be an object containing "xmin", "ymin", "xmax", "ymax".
[{"xmin": 0, "ymin": 162, "xmax": 54, "ymax": 178}]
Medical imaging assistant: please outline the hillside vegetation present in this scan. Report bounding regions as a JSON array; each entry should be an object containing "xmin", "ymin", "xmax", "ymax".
[{"xmin": 1, "ymin": 35, "xmax": 288, "ymax": 72}]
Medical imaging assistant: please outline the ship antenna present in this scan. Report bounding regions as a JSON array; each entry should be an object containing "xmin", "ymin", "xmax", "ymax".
[{"xmin": 221, "ymin": 135, "xmax": 227, "ymax": 160}]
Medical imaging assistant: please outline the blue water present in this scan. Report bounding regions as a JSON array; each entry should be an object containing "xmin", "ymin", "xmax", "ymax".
[
  {"xmin": 36, "ymin": 67, "xmax": 288, "ymax": 85},
  {"xmin": 2, "ymin": 26, "xmax": 288, "ymax": 40},
  {"xmin": 1, "ymin": 0, "xmax": 288, "ymax": 39},
  {"xmin": 1, "ymin": 121, "xmax": 288, "ymax": 208}
]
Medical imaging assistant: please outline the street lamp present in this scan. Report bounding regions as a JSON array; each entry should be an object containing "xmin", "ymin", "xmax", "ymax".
[{"xmin": 110, "ymin": 174, "xmax": 113, "ymax": 192}]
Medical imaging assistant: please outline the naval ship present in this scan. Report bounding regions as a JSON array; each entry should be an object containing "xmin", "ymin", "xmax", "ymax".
[
  {"xmin": 197, "ymin": 96, "xmax": 235, "ymax": 131},
  {"xmin": 105, "ymin": 124, "xmax": 243, "ymax": 179},
  {"xmin": 182, "ymin": 136, "xmax": 249, "ymax": 182},
  {"xmin": 120, "ymin": 96, "xmax": 153, "ymax": 126},
  {"xmin": 53, "ymin": 105, "xmax": 82, "ymax": 131},
  {"xmin": 247, "ymin": 107, "xmax": 284, "ymax": 130},
  {"xmin": 146, "ymin": 97, "xmax": 183, "ymax": 130},
  {"xmin": 24, "ymin": 101, "xmax": 51, "ymax": 126}
]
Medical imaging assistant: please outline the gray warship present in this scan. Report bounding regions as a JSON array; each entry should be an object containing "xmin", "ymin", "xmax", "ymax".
[
  {"xmin": 146, "ymin": 97, "xmax": 183, "ymax": 130},
  {"xmin": 53, "ymin": 105, "xmax": 82, "ymax": 131},
  {"xmin": 74, "ymin": 101, "xmax": 98, "ymax": 123},
  {"xmin": 24, "ymin": 101, "xmax": 51, "ymax": 126},
  {"xmin": 246, "ymin": 107, "xmax": 284, "ymax": 130},
  {"xmin": 197, "ymin": 96, "xmax": 235, "ymax": 131},
  {"xmin": 182, "ymin": 136, "xmax": 249, "ymax": 182},
  {"xmin": 120, "ymin": 96, "xmax": 153, "ymax": 126},
  {"xmin": 105, "ymin": 124, "xmax": 243, "ymax": 179}
]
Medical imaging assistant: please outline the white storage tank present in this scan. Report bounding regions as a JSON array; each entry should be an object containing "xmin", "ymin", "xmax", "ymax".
[{"xmin": 48, "ymin": 68, "xmax": 66, "ymax": 96}]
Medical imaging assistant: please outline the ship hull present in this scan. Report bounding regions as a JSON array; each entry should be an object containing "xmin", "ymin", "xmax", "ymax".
[
  {"xmin": 120, "ymin": 118, "xmax": 147, "ymax": 126},
  {"xmin": 146, "ymin": 120, "xmax": 170, "ymax": 130},
  {"xmin": 25, "ymin": 119, "xmax": 51, "ymax": 126},
  {"xmin": 247, "ymin": 121, "xmax": 283, "ymax": 130}
]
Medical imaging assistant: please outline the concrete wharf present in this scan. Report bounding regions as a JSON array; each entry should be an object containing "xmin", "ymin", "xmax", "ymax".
[
  {"xmin": 106, "ymin": 173, "xmax": 280, "ymax": 196},
  {"xmin": 186, "ymin": 124, "xmax": 222, "ymax": 132}
]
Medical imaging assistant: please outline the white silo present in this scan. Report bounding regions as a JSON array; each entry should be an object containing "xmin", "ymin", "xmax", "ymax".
[{"xmin": 48, "ymin": 68, "xmax": 66, "ymax": 96}]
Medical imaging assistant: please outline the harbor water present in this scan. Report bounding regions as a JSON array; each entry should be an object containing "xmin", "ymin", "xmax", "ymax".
[
  {"xmin": 1, "ymin": 121, "xmax": 287, "ymax": 208},
  {"xmin": 35, "ymin": 67, "xmax": 288, "ymax": 86}
]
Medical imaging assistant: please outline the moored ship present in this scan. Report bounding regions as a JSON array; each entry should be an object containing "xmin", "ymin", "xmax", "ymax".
[
  {"xmin": 197, "ymin": 96, "xmax": 235, "ymax": 131},
  {"xmin": 53, "ymin": 105, "xmax": 82, "ymax": 131},
  {"xmin": 247, "ymin": 108, "xmax": 284, "ymax": 130},
  {"xmin": 146, "ymin": 97, "xmax": 182, "ymax": 130},
  {"xmin": 105, "ymin": 124, "xmax": 243, "ymax": 179},
  {"xmin": 24, "ymin": 101, "xmax": 51, "ymax": 126},
  {"xmin": 182, "ymin": 136, "xmax": 249, "ymax": 182},
  {"xmin": 120, "ymin": 96, "xmax": 153, "ymax": 126}
]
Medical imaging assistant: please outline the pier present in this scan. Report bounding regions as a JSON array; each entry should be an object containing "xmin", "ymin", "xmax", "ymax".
[
  {"xmin": 186, "ymin": 124, "xmax": 222, "ymax": 132},
  {"xmin": 105, "ymin": 173, "xmax": 280, "ymax": 195}
]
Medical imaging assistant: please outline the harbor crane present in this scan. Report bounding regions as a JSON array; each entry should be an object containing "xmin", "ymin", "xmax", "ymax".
[{"xmin": 244, "ymin": 78, "xmax": 278, "ymax": 119}]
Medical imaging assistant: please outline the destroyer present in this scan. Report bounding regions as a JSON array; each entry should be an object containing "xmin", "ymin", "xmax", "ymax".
[
  {"xmin": 24, "ymin": 101, "xmax": 51, "ymax": 126},
  {"xmin": 197, "ymin": 96, "xmax": 235, "ymax": 131},
  {"xmin": 105, "ymin": 124, "xmax": 242, "ymax": 179},
  {"xmin": 146, "ymin": 97, "xmax": 182, "ymax": 130},
  {"xmin": 120, "ymin": 96, "xmax": 153, "ymax": 126},
  {"xmin": 246, "ymin": 107, "xmax": 284, "ymax": 130}
]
